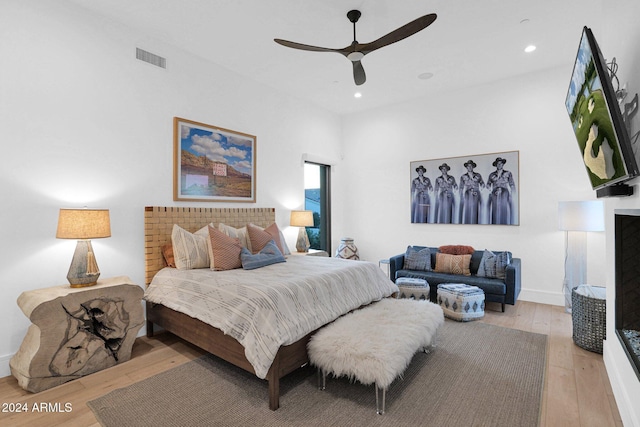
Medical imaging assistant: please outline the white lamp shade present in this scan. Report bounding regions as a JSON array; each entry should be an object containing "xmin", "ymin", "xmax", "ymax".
[
  {"xmin": 558, "ymin": 201, "xmax": 604, "ymax": 231},
  {"xmin": 290, "ymin": 210, "xmax": 314, "ymax": 227}
]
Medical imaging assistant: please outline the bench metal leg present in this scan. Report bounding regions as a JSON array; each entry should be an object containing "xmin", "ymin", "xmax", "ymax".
[
  {"xmin": 375, "ymin": 384, "xmax": 386, "ymax": 415},
  {"xmin": 317, "ymin": 369, "xmax": 326, "ymax": 391},
  {"xmin": 423, "ymin": 330, "xmax": 438, "ymax": 354}
]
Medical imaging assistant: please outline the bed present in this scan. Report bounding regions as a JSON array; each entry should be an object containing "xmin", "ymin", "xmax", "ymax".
[{"xmin": 143, "ymin": 206, "xmax": 397, "ymax": 410}]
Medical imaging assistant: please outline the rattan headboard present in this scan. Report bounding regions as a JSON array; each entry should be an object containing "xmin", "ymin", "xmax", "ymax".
[{"xmin": 144, "ymin": 206, "xmax": 276, "ymax": 284}]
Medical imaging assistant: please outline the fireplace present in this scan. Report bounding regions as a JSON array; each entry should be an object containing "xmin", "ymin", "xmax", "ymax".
[{"xmin": 614, "ymin": 210, "xmax": 640, "ymax": 381}]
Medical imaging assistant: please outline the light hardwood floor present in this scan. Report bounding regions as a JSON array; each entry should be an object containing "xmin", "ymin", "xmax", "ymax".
[{"xmin": 0, "ymin": 300, "xmax": 624, "ymax": 426}]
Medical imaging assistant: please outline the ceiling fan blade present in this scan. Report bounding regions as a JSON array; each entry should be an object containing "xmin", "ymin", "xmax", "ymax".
[
  {"xmin": 353, "ymin": 60, "xmax": 366, "ymax": 86},
  {"xmin": 361, "ymin": 13, "xmax": 437, "ymax": 54},
  {"xmin": 274, "ymin": 38, "xmax": 340, "ymax": 53}
]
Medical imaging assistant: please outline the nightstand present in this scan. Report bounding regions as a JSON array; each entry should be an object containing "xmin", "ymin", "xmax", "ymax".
[
  {"xmin": 291, "ymin": 248, "xmax": 329, "ymax": 257},
  {"xmin": 10, "ymin": 276, "xmax": 144, "ymax": 393}
]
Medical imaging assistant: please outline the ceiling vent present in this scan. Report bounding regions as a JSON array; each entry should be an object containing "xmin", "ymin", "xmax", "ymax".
[{"xmin": 136, "ymin": 48, "xmax": 166, "ymax": 69}]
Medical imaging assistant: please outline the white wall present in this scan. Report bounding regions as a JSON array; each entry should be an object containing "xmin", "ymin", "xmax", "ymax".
[
  {"xmin": 340, "ymin": 66, "xmax": 605, "ymax": 305},
  {"xmin": 0, "ymin": 0, "xmax": 342, "ymax": 376}
]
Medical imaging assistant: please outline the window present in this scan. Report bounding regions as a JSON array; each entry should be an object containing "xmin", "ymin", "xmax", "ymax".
[{"xmin": 304, "ymin": 162, "xmax": 331, "ymax": 252}]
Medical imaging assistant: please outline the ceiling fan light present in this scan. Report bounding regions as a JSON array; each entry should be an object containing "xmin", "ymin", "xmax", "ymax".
[{"xmin": 347, "ymin": 51, "xmax": 364, "ymax": 62}]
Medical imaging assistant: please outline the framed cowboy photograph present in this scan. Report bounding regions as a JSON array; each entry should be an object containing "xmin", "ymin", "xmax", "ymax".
[
  {"xmin": 410, "ymin": 151, "xmax": 519, "ymax": 225},
  {"xmin": 173, "ymin": 117, "xmax": 256, "ymax": 202}
]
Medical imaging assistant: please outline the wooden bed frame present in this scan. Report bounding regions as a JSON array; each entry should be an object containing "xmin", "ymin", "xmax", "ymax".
[{"xmin": 144, "ymin": 206, "xmax": 313, "ymax": 410}]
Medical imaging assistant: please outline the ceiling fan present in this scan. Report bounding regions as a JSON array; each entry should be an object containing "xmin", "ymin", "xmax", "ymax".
[{"xmin": 274, "ymin": 10, "xmax": 437, "ymax": 86}]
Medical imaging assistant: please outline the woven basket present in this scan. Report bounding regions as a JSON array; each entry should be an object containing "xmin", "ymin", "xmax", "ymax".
[{"xmin": 571, "ymin": 287, "xmax": 606, "ymax": 354}]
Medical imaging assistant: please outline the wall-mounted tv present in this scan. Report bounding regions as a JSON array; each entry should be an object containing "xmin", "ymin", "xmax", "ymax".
[{"xmin": 565, "ymin": 27, "xmax": 638, "ymax": 197}]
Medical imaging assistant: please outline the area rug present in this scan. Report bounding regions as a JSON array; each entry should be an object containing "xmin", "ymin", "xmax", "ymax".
[{"xmin": 88, "ymin": 321, "xmax": 547, "ymax": 427}]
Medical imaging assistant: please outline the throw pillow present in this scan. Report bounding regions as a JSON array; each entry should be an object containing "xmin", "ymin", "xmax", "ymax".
[
  {"xmin": 403, "ymin": 246, "xmax": 431, "ymax": 271},
  {"xmin": 161, "ymin": 243, "xmax": 176, "ymax": 268},
  {"xmin": 240, "ymin": 240, "xmax": 286, "ymax": 270},
  {"xmin": 217, "ymin": 223, "xmax": 250, "ymax": 248},
  {"xmin": 439, "ymin": 245, "xmax": 475, "ymax": 255},
  {"xmin": 171, "ymin": 224, "xmax": 210, "ymax": 270},
  {"xmin": 477, "ymin": 249, "xmax": 512, "ymax": 280},
  {"xmin": 208, "ymin": 225, "xmax": 243, "ymax": 271},
  {"xmin": 434, "ymin": 253, "xmax": 471, "ymax": 276},
  {"xmin": 247, "ymin": 222, "xmax": 287, "ymax": 254}
]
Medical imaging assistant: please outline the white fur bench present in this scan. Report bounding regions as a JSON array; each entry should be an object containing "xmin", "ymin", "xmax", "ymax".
[{"xmin": 307, "ymin": 298, "xmax": 444, "ymax": 414}]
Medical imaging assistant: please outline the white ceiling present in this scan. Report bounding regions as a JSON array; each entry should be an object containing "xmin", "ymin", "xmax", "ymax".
[{"xmin": 67, "ymin": 0, "xmax": 604, "ymax": 115}]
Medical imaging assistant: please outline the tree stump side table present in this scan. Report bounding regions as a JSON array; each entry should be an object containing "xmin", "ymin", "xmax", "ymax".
[{"xmin": 10, "ymin": 276, "xmax": 144, "ymax": 393}]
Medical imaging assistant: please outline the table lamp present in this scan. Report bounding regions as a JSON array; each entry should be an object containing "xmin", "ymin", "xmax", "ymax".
[
  {"xmin": 290, "ymin": 210, "xmax": 314, "ymax": 252},
  {"xmin": 558, "ymin": 200, "xmax": 604, "ymax": 312},
  {"xmin": 56, "ymin": 208, "xmax": 111, "ymax": 287}
]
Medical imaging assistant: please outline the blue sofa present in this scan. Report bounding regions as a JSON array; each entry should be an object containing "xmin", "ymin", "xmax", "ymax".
[{"xmin": 389, "ymin": 247, "xmax": 521, "ymax": 312}]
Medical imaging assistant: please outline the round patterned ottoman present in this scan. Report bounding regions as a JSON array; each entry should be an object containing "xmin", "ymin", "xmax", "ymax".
[
  {"xmin": 437, "ymin": 283, "xmax": 485, "ymax": 321},
  {"xmin": 395, "ymin": 277, "xmax": 430, "ymax": 300}
]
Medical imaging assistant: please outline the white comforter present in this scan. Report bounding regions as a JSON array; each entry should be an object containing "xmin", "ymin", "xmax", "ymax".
[{"xmin": 144, "ymin": 256, "xmax": 398, "ymax": 379}]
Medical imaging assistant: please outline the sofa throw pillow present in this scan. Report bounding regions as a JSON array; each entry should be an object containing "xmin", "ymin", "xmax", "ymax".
[
  {"xmin": 439, "ymin": 245, "xmax": 475, "ymax": 255},
  {"xmin": 240, "ymin": 240, "xmax": 286, "ymax": 270},
  {"xmin": 477, "ymin": 249, "xmax": 512, "ymax": 280},
  {"xmin": 171, "ymin": 224, "xmax": 210, "ymax": 270},
  {"xmin": 434, "ymin": 253, "xmax": 471, "ymax": 276},
  {"xmin": 208, "ymin": 225, "xmax": 243, "ymax": 271},
  {"xmin": 403, "ymin": 246, "xmax": 431, "ymax": 271}
]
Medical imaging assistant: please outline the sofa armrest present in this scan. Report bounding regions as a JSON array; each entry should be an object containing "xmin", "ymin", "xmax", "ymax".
[
  {"xmin": 388, "ymin": 254, "xmax": 405, "ymax": 282},
  {"xmin": 504, "ymin": 257, "xmax": 521, "ymax": 305}
]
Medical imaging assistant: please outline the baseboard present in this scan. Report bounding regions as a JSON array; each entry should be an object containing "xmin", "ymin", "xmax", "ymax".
[
  {"xmin": 0, "ymin": 353, "xmax": 12, "ymax": 378},
  {"xmin": 517, "ymin": 288, "xmax": 564, "ymax": 306}
]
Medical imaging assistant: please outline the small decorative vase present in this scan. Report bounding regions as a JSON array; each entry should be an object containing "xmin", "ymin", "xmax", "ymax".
[{"xmin": 335, "ymin": 237, "xmax": 359, "ymax": 260}]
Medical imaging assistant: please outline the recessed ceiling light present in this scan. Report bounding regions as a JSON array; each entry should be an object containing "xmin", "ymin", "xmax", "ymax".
[
  {"xmin": 524, "ymin": 45, "xmax": 536, "ymax": 53},
  {"xmin": 418, "ymin": 72, "xmax": 434, "ymax": 80},
  {"xmin": 354, "ymin": 92, "xmax": 362, "ymax": 98}
]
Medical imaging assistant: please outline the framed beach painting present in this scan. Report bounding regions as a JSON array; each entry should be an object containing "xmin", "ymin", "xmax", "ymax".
[
  {"xmin": 173, "ymin": 117, "xmax": 256, "ymax": 202},
  {"xmin": 410, "ymin": 151, "xmax": 519, "ymax": 225}
]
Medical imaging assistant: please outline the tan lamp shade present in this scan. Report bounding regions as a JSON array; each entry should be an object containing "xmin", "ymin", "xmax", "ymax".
[
  {"xmin": 290, "ymin": 210, "xmax": 314, "ymax": 227},
  {"xmin": 290, "ymin": 210, "xmax": 313, "ymax": 252},
  {"xmin": 56, "ymin": 208, "xmax": 111, "ymax": 239}
]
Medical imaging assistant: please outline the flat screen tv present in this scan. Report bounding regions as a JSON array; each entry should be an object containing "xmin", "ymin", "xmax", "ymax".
[{"xmin": 565, "ymin": 26, "xmax": 638, "ymax": 196}]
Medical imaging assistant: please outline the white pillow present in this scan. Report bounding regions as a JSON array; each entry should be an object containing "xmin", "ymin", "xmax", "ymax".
[
  {"xmin": 171, "ymin": 224, "xmax": 210, "ymax": 269},
  {"xmin": 217, "ymin": 223, "xmax": 250, "ymax": 249}
]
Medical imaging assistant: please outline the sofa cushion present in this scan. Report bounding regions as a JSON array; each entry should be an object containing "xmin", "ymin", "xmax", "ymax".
[
  {"xmin": 403, "ymin": 246, "xmax": 431, "ymax": 271},
  {"xmin": 434, "ymin": 253, "xmax": 471, "ymax": 276},
  {"xmin": 477, "ymin": 249, "xmax": 512, "ymax": 280}
]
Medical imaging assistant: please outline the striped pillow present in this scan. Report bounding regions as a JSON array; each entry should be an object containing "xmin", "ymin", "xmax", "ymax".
[
  {"xmin": 171, "ymin": 224, "xmax": 210, "ymax": 270},
  {"xmin": 240, "ymin": 240, "xmax": 286, "ymax": 270},
  {"xmin": 208, "ymin": 225, "xmax": 242, "ymax": 271},
  {"xmin": 434, "ymin": 253, "xmax": 471, "ymax": 276},
  {"xmin": 247, "ymin": 223, "xmax": 286, "ymax": 254}
]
